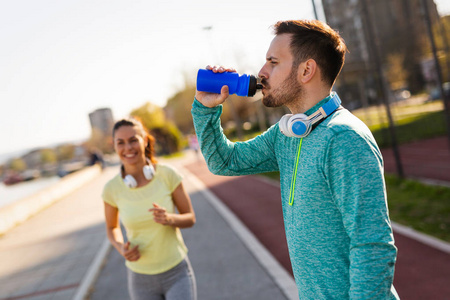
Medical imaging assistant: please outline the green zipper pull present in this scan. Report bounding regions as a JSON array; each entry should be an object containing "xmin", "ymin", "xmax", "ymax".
[{"xmin": 289, "ymin": 138, "xmax": 303, "ymax": 206}]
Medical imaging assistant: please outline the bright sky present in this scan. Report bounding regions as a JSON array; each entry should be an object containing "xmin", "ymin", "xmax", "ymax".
[{"xmin": 1, "ymin": 0, "xmax": 449, "ymax": 157}]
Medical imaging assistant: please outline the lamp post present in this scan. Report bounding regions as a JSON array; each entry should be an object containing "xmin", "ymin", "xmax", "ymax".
[{"xmin": 311, "ymin": 0, "xmax": 319, "ymax": 20}]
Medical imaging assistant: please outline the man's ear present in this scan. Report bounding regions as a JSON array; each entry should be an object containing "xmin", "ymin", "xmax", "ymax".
[{"xmin": 297, "ymin": 59, "xmax": 317, "ymax": 84}]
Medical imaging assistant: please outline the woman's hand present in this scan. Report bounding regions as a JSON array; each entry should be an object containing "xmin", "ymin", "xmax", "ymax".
[
  {"xmin": 149, "ymin": 203, "xmax": 174, "ymax": 226},
  {"xmin": 149, "ymin": 183, "xmax": 195, "ymax": 228},
  {"xmin": 121, "ymin": 241, "xmax": 140, "ymax": 261},
  {"xmin": 104, "ymin": 202, "xmax": 141, "ymax": 262}
]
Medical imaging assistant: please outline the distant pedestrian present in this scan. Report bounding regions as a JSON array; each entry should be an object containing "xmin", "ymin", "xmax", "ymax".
[
  {"xmin": 88, "ymin": 147, "xmax": 104, "ymax": 169},
  {"xmin": 192, "ymin": 20, "xmax": 399, "ymax": 299},
  {"xmin": 102, "ymin": 118, "xmax": 197, "ymax": 300},
  {"xmin": 188, "ymin": 134, "xmax": 200, "ymax": 160}
]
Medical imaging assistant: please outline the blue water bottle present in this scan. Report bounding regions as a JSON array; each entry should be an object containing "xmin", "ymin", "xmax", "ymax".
[{"xmin": 196, "ymin": 69, "xmax": 262, "ymax": 97}]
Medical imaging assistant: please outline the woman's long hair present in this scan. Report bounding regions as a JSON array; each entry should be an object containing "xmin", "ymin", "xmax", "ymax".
[{"xmin": 112, "ymin": 117, "xmax": 157, "ymax": 164}]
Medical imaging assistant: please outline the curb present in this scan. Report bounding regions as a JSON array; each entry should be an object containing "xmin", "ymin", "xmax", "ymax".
[{"xmin": 391, "ymin": 222, "xmax": 450, "ymax": 254}]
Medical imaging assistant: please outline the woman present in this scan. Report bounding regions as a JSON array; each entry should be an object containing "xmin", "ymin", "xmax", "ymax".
[{"xmin": 102, "ymin": 118, "xmax": 197, "ymax": 300}]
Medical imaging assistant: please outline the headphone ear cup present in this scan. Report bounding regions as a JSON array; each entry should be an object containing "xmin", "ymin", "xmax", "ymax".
[
  {"xmin": 288, "ymin": 114, "xmax": 311, "ymax": 138},
  {"xmin": 123, "ymin": 174, "xmax": 137, "ymax": 188},
  {"xmin": 279, "ymin": 114, "xmax": 293, "ymax": 137},
  {"xmin": 143, "ymin": 164, "xmax": 155, "ymax": 180}
]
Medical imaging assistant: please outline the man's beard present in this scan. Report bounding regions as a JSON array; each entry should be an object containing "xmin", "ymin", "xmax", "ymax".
[{"xmin": 261, "ymin": 68, "xmax": 303, "ymax": 108}]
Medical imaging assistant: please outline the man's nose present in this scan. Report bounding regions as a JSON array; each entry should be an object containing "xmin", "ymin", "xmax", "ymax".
[{"xmin": 258, "ymin": 65, "xmax": 267, "ymax": 79}]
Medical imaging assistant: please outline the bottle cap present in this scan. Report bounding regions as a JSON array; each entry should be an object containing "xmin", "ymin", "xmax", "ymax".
[{"xmin": 248, "ymin": 75, "xmax": 261, "ymax": 97}]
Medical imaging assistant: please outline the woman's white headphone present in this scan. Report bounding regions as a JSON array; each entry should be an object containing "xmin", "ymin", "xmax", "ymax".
[
  {"xmin": 121, "ymin": 160, "xmax": 155, "ymax": 188},
  {"xmin": 279, "ymin": 93, "xmax": 342, "ymax": 138}
]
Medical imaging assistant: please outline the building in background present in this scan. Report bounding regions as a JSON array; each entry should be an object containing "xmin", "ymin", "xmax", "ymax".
[
  {"xmin": 321, "ymin": 0, "xmax": 441, "ymax": 108},
  {"xmin": 88, "ymin": 108, "xmax": 114, "ymax": 137},
  {"xmin": 88, "ymin": 108, "xmax": 114, "ymax": 153}
]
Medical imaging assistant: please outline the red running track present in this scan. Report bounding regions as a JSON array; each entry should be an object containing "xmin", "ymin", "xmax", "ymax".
[{"xmin": 382, "ymin": 136, "xmax": 450, "ymax": 182}]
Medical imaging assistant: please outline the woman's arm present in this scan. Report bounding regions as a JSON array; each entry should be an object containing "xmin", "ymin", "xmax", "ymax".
[
  {"xmin": 149, "ymin": 182, "xmax": 196, "ymax": 228},
  {"xmin": 104, "ymin": 202, "xmax": 140, "ymax": 261}
]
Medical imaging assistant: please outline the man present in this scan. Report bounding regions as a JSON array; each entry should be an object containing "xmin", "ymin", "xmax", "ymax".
[{"xmin": 191, "ymin": 20, "xmax": 399, "ymax": 299}]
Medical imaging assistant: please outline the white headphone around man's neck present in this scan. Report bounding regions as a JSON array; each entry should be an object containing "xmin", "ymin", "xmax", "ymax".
[
  {"xmin": 279, "ymin": 93, "xmax": 342, "ymax": 138},
  {"xmin": 121, "ymin": 159, "xmax": 155, "ymax": 188}
]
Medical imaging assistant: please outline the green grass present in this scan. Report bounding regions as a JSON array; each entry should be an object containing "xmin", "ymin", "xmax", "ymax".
[
  {"xmin": 385, "ymin": 175, "xmax": 450, "ymax": 242},
  {"xmin": 371, "ymin": 111, "xmax": 447, "ymax": 148},
  {"xmin": 352, "ymin": 97, "xmax": 447, "ymax": 147},
  {"xmin": 258, "ymin": 172, "xmax": 450, "ymax": 242}
]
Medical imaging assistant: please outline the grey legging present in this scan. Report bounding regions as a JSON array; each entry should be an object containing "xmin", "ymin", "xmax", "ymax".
[{"xmin": 127, "ymin": 257, "xmax": 197, "ymax": 300}]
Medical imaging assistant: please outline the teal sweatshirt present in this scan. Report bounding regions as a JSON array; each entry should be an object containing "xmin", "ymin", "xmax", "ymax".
[{"xmin": 191, "ymin": 95, "xmax": 399, "ymax": 299}]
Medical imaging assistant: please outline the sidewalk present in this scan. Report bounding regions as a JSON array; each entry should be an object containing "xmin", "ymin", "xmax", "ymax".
[{"xmin": 0, "ymin": 167, "xmax": 117, "ymax": 300}]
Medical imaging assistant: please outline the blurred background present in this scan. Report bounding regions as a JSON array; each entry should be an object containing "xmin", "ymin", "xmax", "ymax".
[
  {"xmin": 1, "ymin": 1, "xmax": 450, "ymax": 299},
  {"xmin": 1, "ymin": 0, "xmax": 449, "ymax": 207}
]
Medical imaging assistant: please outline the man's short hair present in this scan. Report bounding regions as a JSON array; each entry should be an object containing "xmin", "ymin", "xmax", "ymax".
[{"xmin": 273, "ymin": 20, "xmax": 347, "ymax": 86}]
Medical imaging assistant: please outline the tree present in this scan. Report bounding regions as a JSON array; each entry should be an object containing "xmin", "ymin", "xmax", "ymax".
[
  {"xmin": 165, "ymin": 84, "xmax": 197, "ymax": 134},
  {"xmin": 386, "ymin": 53, "xmax": 409, "ymax": 90},
  {"xmin": 40, "ymin": 149, "xmax": 57, "ymax": 165},
  {"xmin": 130, "ymin": 102, "xmax": 183, "ymax": 155},
  {"xmin": 56, "ymin": 144, "xmax": 75, "ymax": 162},
  {"xmin": 9, "ymin": 158, "xmax": 27, "ymax": 172},
  {"xmin": 131, "ymin": 102, "xmax": 166, "ymax": 129},
  {"xmin": 434, "ymin": 15, "xmax": 450, "ymax": 82}
]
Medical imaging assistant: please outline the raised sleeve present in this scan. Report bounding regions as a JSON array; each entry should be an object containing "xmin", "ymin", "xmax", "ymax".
[
  {"xmin": 191, "ymin": 98, "xmax": 279, "ymax": 176},
  {"xmin": 324, "ymin": 130, "xmax": 398, "ymax": 299}
]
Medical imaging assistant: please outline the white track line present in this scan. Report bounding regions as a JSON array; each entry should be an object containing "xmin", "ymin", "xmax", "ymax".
[{"xmin": 73, "ymin": 238, "xmax": 111, "ymax": 300}]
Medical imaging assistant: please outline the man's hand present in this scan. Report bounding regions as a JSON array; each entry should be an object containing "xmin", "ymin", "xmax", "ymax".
[{"xmin": 195, "ymin": 65, "xmax": 236, "ymax": 108}]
